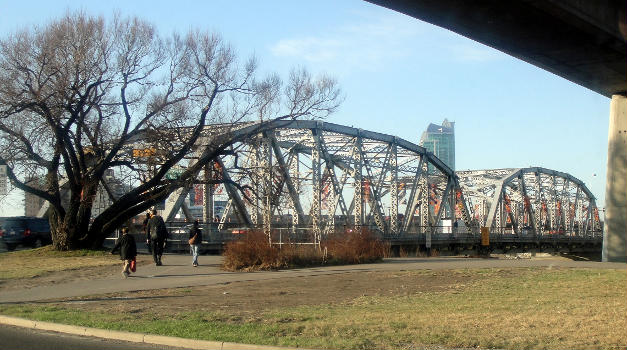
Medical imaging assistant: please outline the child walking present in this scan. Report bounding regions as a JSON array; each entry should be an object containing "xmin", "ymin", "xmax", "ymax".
[{"xmin": 111, "ymin": 227, "xmax": 137, "ymax": 278}]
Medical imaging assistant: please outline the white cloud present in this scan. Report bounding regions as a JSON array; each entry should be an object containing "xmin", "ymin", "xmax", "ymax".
[
  {"xmin": 271, "ymin": 37, "xmax": 342, "ymax": 63},
  {"xmin": 269, "ymin": 10, "xmax": 424, "ymax": 73},
  {"xmin": 268, "ymin": 8, "xmax": 505, "ymax": 77}
]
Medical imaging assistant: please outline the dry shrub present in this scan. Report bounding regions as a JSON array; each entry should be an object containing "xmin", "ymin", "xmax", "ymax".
[
  {"xmin": 277, "ymin": 243, "xmax": 325, "ymax": 268},
  {"xmin": 323, "ymin": 229, "xmax": 388, "ymax": 264},
  {"xmin": 399, "ymin": 246, "xmax": 410, "ymax": 257},
  {"xmin": 416, "ymin": 248, "xmax": 439, "ymax": 257},
  {"xmin": 222, "ymin": 230, "xmax": 280, "ymax": 271},
  {"xmin": 222, "ymin": 229, "xmax": 388, "ymax": 271}
]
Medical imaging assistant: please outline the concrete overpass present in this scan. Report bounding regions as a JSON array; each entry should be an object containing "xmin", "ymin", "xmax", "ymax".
[{"xmin": 367, "ymin": 0, "xmax": 627, "ymax": 262}]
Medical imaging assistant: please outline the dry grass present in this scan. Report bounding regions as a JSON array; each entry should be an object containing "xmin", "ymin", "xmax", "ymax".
[
  {"xmin": 276, "ymin": 268, "xmax": 626, "ymax": 349},
  {"xmin": 0, "ymin": 246, "xmax": 118, "ymax": 280},
  {"xmin": 247, "ymin": 268, "xmax": 627, "ymax": 349},
  {"xmin": 1, "ymin": 267, "xmax": 624, "ymax": 349}
]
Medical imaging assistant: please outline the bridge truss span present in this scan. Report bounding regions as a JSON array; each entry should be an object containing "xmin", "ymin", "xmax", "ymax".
[
  {"xmin": 457, "ymin": 167, "xmax": 601, "ymax": 238},
  {"xmin": 183, "ymin": 120, "xmax": 473, "ymax": 243},
  {"xmin": 158, "ymin": 121, "xmax": 601, "ymax": 251}
]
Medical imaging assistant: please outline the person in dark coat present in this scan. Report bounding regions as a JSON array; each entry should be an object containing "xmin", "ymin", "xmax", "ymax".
[
  {"xmin": 143, "ymin": 212, "xmax": 152, "ymax": 253},
  {"xmin": 147, "ymin": 209, "xmax": 168, "ymax": 266},
  {"xmin": 188, "ymin": 219, "xmax": 202, "ymax": 267},
  {"xmin": 110, "ymin": 227, "xmax": 137, "ymax": 278}
]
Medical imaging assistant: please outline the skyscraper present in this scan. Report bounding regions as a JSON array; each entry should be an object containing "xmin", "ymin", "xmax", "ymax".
[{"xmin": 419, "ymin": 118, "xmax": 455, "ymax": 171}]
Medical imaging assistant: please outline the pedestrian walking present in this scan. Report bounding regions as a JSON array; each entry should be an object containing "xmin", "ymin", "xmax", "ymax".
[
  {"xmin": 147, "ymin": 209, "xmax": 169, "ymax": 266},
  {"xmin": 110, "ymin": 227, "xmax": 137, "ymax": 278},
  {"xmin": 143, "ymin": 212, "xmax": 152, "ymax": 253},
  {"xmin": 188, "ymin": 219, "xmax": 202, "ymax": 267}
]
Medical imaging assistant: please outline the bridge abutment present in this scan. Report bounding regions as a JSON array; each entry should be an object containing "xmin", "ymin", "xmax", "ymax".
[{"xmin": 602, "ymin": 95, "xmax": 627, "ymax": 262}]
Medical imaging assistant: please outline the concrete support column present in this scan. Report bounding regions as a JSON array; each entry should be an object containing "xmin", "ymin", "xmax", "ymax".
[{"xmin": 602, "ymin": 95, "xmax": 627, "ymax": 262}]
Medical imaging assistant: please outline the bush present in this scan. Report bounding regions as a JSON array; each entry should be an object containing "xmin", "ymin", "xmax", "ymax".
[
  {"xmin": 221, "ymin": 231, "xmax": 281, "ymax": 271},
  {"xmin": 277, "ymin": 243, "xmax": 325, "ymax": 268},
  {"xmin": 221, "ymin": 229, "xmax": 388, "ymax": 271},
  {"xmin": 323, "ymin": 229, "xmax": 388, "ymax": 264}
]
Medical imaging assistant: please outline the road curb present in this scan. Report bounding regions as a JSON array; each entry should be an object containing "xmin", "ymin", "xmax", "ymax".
[{"xmin": 0, "ymin": 315, "xmax": 308, "ymax": 350}]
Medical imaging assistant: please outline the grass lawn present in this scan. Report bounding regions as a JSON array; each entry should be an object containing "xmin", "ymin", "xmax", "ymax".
[
  {"xmin": 1, "ymin": 266, "xmax": 625, "ymax": 349},
  {"xmin": 0, "ymin": 246, "xmax": 117, "ymax": 279}
]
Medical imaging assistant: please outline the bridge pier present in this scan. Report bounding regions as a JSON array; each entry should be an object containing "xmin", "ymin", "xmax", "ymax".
[{"xmin": 602, "ymin": 95, "xmax": 627, "ymax": 262}]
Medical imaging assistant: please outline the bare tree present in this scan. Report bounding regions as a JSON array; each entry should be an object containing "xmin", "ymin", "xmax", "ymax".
[{"xmin": 0, "ymin": 13, "xmax": 341, "ymax": 250}]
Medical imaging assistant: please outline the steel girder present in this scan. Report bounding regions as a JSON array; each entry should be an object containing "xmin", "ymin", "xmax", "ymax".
[
  {"xmin": 66, "ymin": 118, "xmax": 601, "ymax": 245},
  {"xmin": 184, "ymin": 120, "xmax": 469, "ymax": 237},
  {"xmin": 457, "ymin": 167, "xmax": 601, "ymax": 237},
  {"xmin": 158, "ymin": 121, "xmax": 600, "ymax": 241}
]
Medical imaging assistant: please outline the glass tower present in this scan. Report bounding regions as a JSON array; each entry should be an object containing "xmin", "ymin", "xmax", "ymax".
[{"xmin": 419, "ymin": 118, "xmax": 455, "ymax": 171}]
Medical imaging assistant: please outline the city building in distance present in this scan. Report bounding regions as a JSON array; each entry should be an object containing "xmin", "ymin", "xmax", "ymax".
[{"xmin": 419, "ymin": 118, "xmax": 455, "ymax": 171}]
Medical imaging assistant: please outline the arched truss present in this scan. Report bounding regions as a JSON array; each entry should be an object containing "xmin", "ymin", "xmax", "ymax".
[
  {"xmin": 457, "ymin": 167, "xmax": 601, "ymax": 236},
  {"xmin": 166, "ymin": 120, "xmax": 473, "ymax": 241}
]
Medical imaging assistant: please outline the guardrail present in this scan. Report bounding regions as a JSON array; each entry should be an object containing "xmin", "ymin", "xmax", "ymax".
[{"xmin": 103, "ymin": 223, "xmax": 602, "ymax": 253}]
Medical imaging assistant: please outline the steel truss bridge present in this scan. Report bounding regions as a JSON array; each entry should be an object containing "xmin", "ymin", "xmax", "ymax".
[{"xmin": 156, "ymin": 120, "xmax": 602, "ymax": 253}]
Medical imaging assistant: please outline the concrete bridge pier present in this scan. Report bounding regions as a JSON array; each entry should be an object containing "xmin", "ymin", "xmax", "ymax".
[{"xmin": 603, "ymin": 95, "xmax": 627, "ymax": 262}]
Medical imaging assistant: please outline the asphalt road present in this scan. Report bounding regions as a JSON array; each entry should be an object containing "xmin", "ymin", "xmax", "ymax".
[{"xmin": 0, "ymin": 325, "xmax": 189, "ymax": 350}]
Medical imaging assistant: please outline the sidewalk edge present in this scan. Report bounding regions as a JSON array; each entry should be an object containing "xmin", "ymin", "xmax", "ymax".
[{"xmin": 0, "ymin": 315, "xmax": 307, "ymax": 350}]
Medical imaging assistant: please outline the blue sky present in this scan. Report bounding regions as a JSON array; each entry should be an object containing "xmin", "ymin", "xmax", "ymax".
[{"xmin": 0, "ymin": 0, "xmax": 611, "ymax": 216}]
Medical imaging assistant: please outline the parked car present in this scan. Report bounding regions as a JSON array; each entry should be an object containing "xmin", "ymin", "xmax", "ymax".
[{"xmin": 0, "ymin": 216, "xmax": 52, "ymax": 251}]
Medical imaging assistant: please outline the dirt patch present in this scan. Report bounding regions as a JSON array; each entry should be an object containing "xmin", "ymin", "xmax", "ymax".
[{"xmin": 36, "ymin": 269, "xmax": 481, "ymax": 320}]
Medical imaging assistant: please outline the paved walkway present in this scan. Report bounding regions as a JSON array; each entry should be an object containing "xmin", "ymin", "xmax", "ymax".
[{"xmin": 1, "ymin": 254, "xmax": 624, "ymax": 303}]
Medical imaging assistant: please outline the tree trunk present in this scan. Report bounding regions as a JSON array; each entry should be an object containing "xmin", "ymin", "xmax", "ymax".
[
  {"xmin": 49, "ymin": 179, "xmax": 100, "ymax": 250},
  {"xmin": 50, "ymin": 217, "xmax": 79, "ymax": 250}
]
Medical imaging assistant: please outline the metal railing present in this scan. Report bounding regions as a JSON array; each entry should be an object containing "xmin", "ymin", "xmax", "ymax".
[{"xmin": 104, "ymin": 221, "xmax": 602, "ymax": 252}]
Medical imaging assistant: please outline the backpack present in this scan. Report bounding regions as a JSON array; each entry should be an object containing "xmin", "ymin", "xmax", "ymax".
[
  {"xmin": 150, "ymin": 216, "xmax": 167, "ymax": 240},
  {"xmin": 188, "ymin": 226, "xmax": 200, "ymax": 245},
  {"xmin": 150, "ymin": 223, "xmax": 159, "ymax": 240}
]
